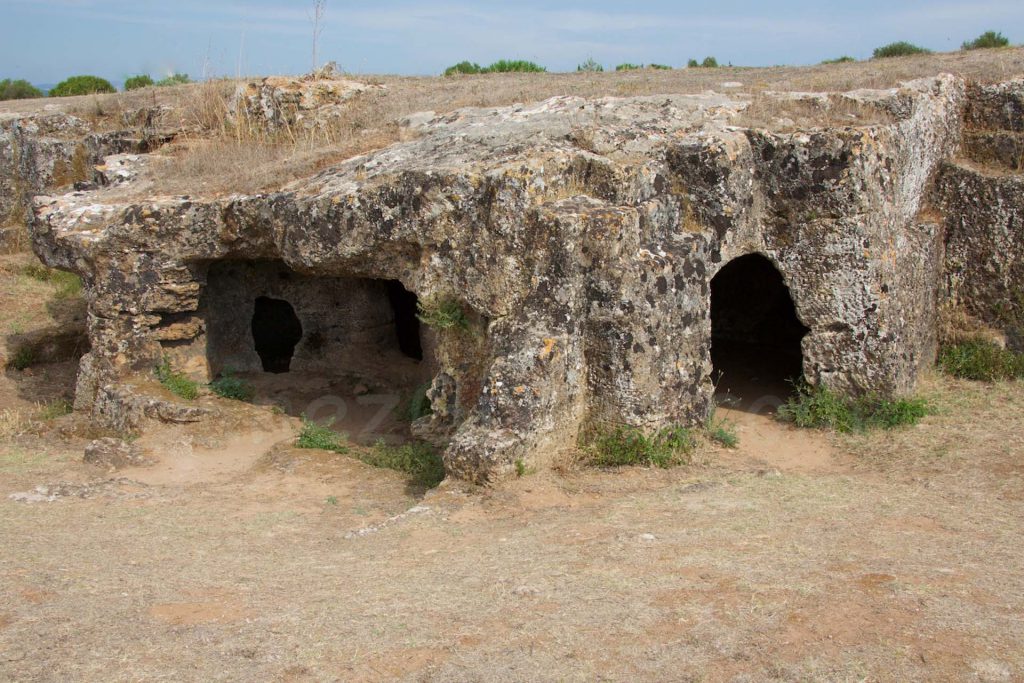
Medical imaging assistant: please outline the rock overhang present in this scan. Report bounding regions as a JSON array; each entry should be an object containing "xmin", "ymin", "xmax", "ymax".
[{"xmin": 29, "ymin": 73, "xmax": 1007, "ymax": 483}]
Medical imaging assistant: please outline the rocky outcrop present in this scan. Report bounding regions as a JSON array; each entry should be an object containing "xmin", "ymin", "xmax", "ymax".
[
  {"xmin": 30, "ymin": 74, "xmax": 978, "ymax": 483},
  {"xmin": 935, "ymin": 80, "xmax": 1024, "ymax": 350}
]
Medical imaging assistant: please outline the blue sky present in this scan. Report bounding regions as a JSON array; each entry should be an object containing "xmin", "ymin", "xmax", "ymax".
[{"xmin": 4, "ymin": 0, "xmax": 1023, "ymax": 86}]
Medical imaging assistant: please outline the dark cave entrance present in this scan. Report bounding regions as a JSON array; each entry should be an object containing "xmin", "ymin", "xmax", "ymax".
[
  {"xmin": 710, "ymin": 253, "xmax": 808, "ymax": 412},
  {"xmin": 386, "ymin": 280, "xmax": 424, "ymax": 361},
  {"xmin": 252, "ymin": 296, "xmax": 303, "ymax": 373}
]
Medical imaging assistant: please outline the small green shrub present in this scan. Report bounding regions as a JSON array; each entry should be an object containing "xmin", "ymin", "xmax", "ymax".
[
  {"xmin": 0, "ymin": 79, "xmax": 44, "ymax": 100},
  {"xmin": 615, "ymin": 63, "xmax": 642, "ymax": 71},
  {"xmin": 49, "ymin": 75, "xmax": 116, "ymax": 97},
  {"xmin": 417, "ymin": 295, "xmax": 470, "ymax": 331},
  {"xmin": 584, "ymin": 425, "xmax": 696, "ymax": 468},
  {"xmin": 155, "ymin": 73, "xmax": 190, "ymax": 87},
  {"xmin": 366, "ymin": 440, "xmax": 446, "ymax": 487},
  {"xmin": 822, "ymin": 56, "xmax": 856, "ymax": 64},
  {"xmin": 39, "ymin": 399, "xmax": 72, "ymax": 420},
  {"xmin": 155, "ymin": 359, "xmax": 199, "ymax": 400},
  {"xmin": 577, "ymin": 58, "xmax": 604, "ymax": 72},
  {"xmin": 21, "ymin": 264, "xmax": 82, "ymax": 299},
  {"xmin": 778, "ymin": 384, "xmax": 930, "ymax": 433},
  {"xmin": 209, "ymin": 371, "xmax": 254, "ymax": 402},
  {"xmin": 443, "ymin": 61, "xmax": 484, "ymax": 76},
  {"xmin": 872, "ymin": 42, "xmax": 931, "ymax": 59},
  {"xmin": 938, "ymin": 340, "xmax": 1024, "ymax": 382},
  {"xmin": 296, "ymin": 417, "xmax": 349, "ymax": 453},
  {"xmin": 8, "ymin": 346, "xmax": 36, "ymax": 371},
  {"xmin": 484, "ymin": 59, "xmax": 547, "ymax": 73},
  {"xmin": 962, "ymin": 31, "xmax": 1010, "ymax": 50},
  {"xmin": 124, "ymin": 75, "xmax": 154, "ymax": 91},
  {"xmin": 648, "ymin": 63, "xmax": 672, "ymax": 70},
  {"xmin": 706, "ymin": 413, "xmax": 739, "ymax": 448}
]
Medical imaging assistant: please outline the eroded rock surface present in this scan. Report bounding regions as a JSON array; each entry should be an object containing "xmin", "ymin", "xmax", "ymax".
[{"xmin": 24, "ymin": 73, "xmax": 1024, "ymax": 483}]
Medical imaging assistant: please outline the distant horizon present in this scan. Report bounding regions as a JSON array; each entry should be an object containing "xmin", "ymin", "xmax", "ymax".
[{"xmin": 4, "ymin": 1, "xmax": 1024, "ymax": 88}]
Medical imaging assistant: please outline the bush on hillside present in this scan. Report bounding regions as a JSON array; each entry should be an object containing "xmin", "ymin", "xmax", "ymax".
[
  {"xmin": 577, "ymin": 58, "xmax": 604, "ymax": 72},
  {"xmin": 615, "ymin": 63, "xmax": 642, "ymax": 71},
  {"xmin": 124, "ymin": 74, "xmax": 154, "ymax": 91},
  {"xmin": 443, "ymin": 61, "xmax": 483, "ymax": 76},
  {"xmin": 872, "ymin": 42, "xmax": 931, "ymax": 59},
  {"xmin": 962, "ymin": 31, "xmax": 1010, "ymax": 50},
  {"xmin": 648, "ymin": 63, "xmax": 672, "ymax": 70},
  {"xmin": 49, "ymin": 75, "xmax": 116, "ymax": 97},
  {"xmin": 484, "ymin": 59, "xmax": 546, "ymax": 73},
  {"xmin": 688, "ymin": 57, "xmax": 719, "ymax": 68},
  {"xmin": 156, "ymin": 73, "xmax": 190, "ymax": 87},
  {"xmin": 0, "ymin": 79, "xmax": 44, "ymax": 100},
  {"xmin": 822, "ymin": 56, "xmax": 856, "ymax": 64}
]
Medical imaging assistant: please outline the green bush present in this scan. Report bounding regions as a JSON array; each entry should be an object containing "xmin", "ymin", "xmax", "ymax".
[
  {"xmin": 443, "ymin": 61, "xmax": 484, "ymax": 76},
  {"xmin": 296, "ymin": 417, "xmax": 349, "ymax": 453},
  {"xmin": 209, "ymin": 371, "xmax": 254, "ymax": 402},
  {"xmin": 484, "ymin": 59, "xmax": 546, "ymax": 73},
  {"xmin": 0, "ymin": 79, "xmax": 44, "ymax": 100},
  {"xmin": 688, "ymin": 57, "xmax": 719, "ymax": 68},
  {"xmin": 155, "ymin": 359, "xmax": 199, "ymax": 400},
  {"xmin": 778, "ymin": 384, "xmax": 931, "ymax": 432},
  {"xmin": 124, "ymin": 75, "xmax": 154, "ymax": 91},
  {"xmin": 938, "ymin": 340, "xmax": 1024, "ymax": 382},
  {"xmin": 49, "ymin": 75, "xmax": 116, "ymax": 97},
  {"xmin": 155, "ymin": 73, "xmax": 190, "ymax": 87},
  {"xmin": 417, "ymin": 295, "xmax": 469, "ymax": 331},
  {"xmin": 706, "ymin": 413, "xmax": 739, "ymax": 448},
  {"xmin": 822, "ymin": 56, "xmax": 856, "ymax": 64},
  {"xmin": 615, "ymin": 63, "xmax": 642, "ymax": 71},
  {"xmin": 962, "ymin": 31, "xmax": 1010, "ymax": 50},
  {"xmin": 405, "ymin": 382, "xmax": 433, "ymax": 421},
  {"xmin": 872, "ymin": 42, "xmax": 931, "ymax": 59},
  {"xmin": 577, "ymin": 58, "xmax": 604, "ymax": 72},
  {"xmin": 648, "ymin": 63, "xmax": 672, "ymax": 70},
  {"xmin": 584, "ymin": 425, "xmax": 696, "ymax": 468},
  {"xmin": 365, "ymin": 440, "xmax": 446, "ymax": 487},
  {"xmin": 8, "ymin": 346, "xmax": 36, "ymax": 371}
]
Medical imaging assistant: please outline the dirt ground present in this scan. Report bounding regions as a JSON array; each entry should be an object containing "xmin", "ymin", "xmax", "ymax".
[{"xmin": 1, "ymin": 250, "xmax": 1023, "ymax": 682}]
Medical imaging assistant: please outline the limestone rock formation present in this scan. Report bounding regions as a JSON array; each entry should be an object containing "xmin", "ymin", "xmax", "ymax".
[{"xmin": 22, "ymin": 73, "xmax": 1024, "ymax": 483}]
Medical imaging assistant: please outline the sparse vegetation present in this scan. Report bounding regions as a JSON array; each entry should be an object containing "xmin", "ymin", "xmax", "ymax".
[
  {"xmin": 155, "ymin": 73, "xmax": 190, "ymax": 87},
  {"xmin": 583, "ymin": 424, "xmax": 696, "ymax": 468},
  {"xmin": 442, "ymin": 60, "xmax": 546, "ymax": 76},
  {"xmin": 648, "ymin": 63, "xmax": 672, "ymax": 70},
  {"xmin": 124, "ymin": 75, "xmax": 155, "ymax": 91},
  {"xmin": 49, "ymin": 75, "xmax": 116, "ymax": 97},
  {"xmin": 0, "ymin": 79, "xmax": 44, "ymax": 100},
  {"xmin": 8, "ymin": 346, "xmax": 36, "ymax": 371},
  {"xmin": 155, "ymin": 359, "xmax": 199, "ymax": 400},
  {"xmin": 706, "ymin": 413, "xmax": 739, "ymax": 448},
  {"xmin": 615, "ymin": 63, "xmax": 642, "ymax": 72},
  {"xmin": 296, "ymin": 417, "xmax": 349, "ymax": 453},
  {"xmin": 365, "ymin": 439, "xmax": 446, "ymax": 487},
  {"xmin": 21, "ymin": 264, "xmax": 82, "ymax": 300},
  {"xmin": 209, "ymin": 371, "xmax": 254, "ymax": 401},
  {"xmin": 938, "ymin": 340, "xmax": 1024, "ymax": 382},
  {"xmin": 872, "ymin": 42, "xmax": 932, "ymax": 59},
  {"xmin": 778, "ymin": 384, "xmax": 931, "ymax": 432},
  {"xmin": 417, "ymin": 295, "xmax": 470, "ymax": 331},
  {"xmin": 962, "ymin": 31, "xmax": 1010, "ymax": 51},
  {"xmin": 577, "ymin": 58, "xmax": 604, "ymax": 73},
  {"xmin": 405, "ymin": 382, "xmax": 433, "ymax": 421},
  {"xmin": 38, "ymin": 399, "xmax": 72, "ymax": 420},
  {"xmin": 822, "ymin": 56, "xmax": 856, "ymax": 64}
]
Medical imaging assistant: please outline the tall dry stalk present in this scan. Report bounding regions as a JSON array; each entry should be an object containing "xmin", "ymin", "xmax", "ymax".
[{"xmin": 311, "ymin": 0, "xmax": 327, "ymax": 74}]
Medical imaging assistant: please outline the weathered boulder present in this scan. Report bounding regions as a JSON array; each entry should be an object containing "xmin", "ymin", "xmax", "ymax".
[{"xmin": 30, "ymin": 75, "xmax": 985, "ymax": 483}]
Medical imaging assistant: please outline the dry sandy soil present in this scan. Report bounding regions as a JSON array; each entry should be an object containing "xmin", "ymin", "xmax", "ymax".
[{"xmin": 0, "ymin": 248, "xmax": 1022, "ymax": 682}]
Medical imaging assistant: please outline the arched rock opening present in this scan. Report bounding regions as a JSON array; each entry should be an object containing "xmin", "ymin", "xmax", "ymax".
[{"xmin": 710, "ymin": 253, "xmax": 808, "ymax": 411}]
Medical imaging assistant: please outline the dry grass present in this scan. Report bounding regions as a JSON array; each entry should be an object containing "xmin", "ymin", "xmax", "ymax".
[{"xmin": 7, "ymin": 48, "xmax": 1022, "ymax": 199}]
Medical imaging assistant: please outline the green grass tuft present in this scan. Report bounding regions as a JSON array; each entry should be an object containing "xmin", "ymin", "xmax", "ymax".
[
  {"xmin": 155, "ymin": 359, "xmax": 199, "ymax": 401},
  {"xmin": 706, "ymin": 413, "xmax": 739, "ymax": 448},
  {"xmin": 366, "ymin": 440, "xmax": 446, "ymax": 487},
  {"xmin": 296, "ymin": 417, "xmax": 349, "ymax": 453},
  {"xmin": 21, "ymin": 264, "xmax": 82, "ymax": 299},
  {"xmin": 778, "ymin": 384, "xmax": 931, "ymax": 433},
  {"xmin": 209, "ymin": 371, "xmax": 254, "ymax": 402},
  {"xmin": 38, "ymin": 399, "xmax": 73, "ymax": 420},
  {"xmin": 583, "ymin": 425, "xmax": 696, "ymax": 468},
  {"xmin": 8, "ymin": 346, "xmax": 36, "ymax": 371},
  {"xmin": 417, "ymin": 295, "xmax": 470, "ymax": 331},
  {"xmin": 939, "ymin": 340, "xmax": 1024, "ymax": 382}
]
